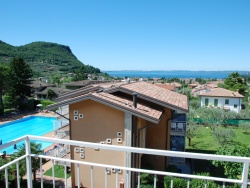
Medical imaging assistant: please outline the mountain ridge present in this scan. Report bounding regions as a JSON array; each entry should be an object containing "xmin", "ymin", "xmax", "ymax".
[{"xmin": 0, "ymin": 40, "xmax": 100, "ymax": 78}]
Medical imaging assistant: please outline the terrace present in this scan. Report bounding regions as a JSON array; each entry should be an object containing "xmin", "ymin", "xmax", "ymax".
[{"xmin": 0, "ymin": 135, "xmax": 249, "ymax": 188}]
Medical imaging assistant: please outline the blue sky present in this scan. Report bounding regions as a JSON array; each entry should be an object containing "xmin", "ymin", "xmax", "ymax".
[{"xmin": 1, "ymin": 1, "xmax": 249, "ymax": 71}]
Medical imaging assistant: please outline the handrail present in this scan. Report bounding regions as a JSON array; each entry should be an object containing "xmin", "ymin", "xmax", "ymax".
[{"xmin": 27, "ymin": 135, "xmax": 250, "ymax": 163}]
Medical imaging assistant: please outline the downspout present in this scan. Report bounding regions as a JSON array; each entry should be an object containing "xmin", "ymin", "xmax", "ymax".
[
  {"xmin": 165, "ymin": 116, "xmax": 172, "ymax": 169},
  {"xmin": 137, "ymin": 123, "xmax": 157, "ymax": 169}
]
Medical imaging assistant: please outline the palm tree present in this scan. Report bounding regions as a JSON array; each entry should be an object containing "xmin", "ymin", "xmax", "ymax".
[
  {"xmin": 0, "ymin": 157, "xmax": 17, "ymax": 187},
  {"xmin": 12, "ymin": 142, "xmax": 43, "ymax": 184}
]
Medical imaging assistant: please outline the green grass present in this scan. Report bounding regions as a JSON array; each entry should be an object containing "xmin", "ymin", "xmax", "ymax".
[
  {"xmin": 186, "ymin": 126, "xmax": 250, "ymax": 151},
  {"xmin": 44, "ymin": 165, "xmax": 71, "ymax": 179},
  {"xmin": 185, "ymin": 126, "xmax": 250, "ymax": 181}
]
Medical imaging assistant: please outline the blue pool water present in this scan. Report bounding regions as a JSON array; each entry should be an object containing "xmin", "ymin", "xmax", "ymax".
[{"xmin": 0, "ymin": 116, "xmax": 56, "ymax": 154}]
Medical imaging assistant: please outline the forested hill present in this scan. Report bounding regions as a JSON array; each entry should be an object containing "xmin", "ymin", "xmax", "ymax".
[{"xmin": 0, "ymin": 40, "xmax": 101, "ymax": 77}]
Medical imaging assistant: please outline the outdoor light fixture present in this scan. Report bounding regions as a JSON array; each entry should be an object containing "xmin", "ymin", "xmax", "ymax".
[{"xmin": 14, "ymin": 144, "xmax": 17, "ymax": 149}]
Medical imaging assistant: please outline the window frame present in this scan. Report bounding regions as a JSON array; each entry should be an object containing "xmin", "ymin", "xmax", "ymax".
[{"xmin": 225, "ymin": 99, "xmax": 229, "ymax": 105}]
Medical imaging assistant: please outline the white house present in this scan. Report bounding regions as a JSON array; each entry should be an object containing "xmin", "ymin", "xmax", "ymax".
[{"xmin": 199, "ymin": 88, "xmax": 244, "ymax": 113}]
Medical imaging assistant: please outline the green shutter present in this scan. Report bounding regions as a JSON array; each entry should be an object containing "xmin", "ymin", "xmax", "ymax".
[
  {"xmin": 205, "ymin": 98, "xmax": 209, "ymax": 106},
  {"xmin": 214, "ymin": 99, "xmax": 218, "ymax": 107}
]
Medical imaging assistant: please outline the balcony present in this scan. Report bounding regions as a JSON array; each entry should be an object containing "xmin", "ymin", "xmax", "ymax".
[
  {"xmin": 0, "ymin": 135, "xmax": 250, "ymax": 188},
  {"xmin": 170, "ymin": 122, "xmax": 186, "ymax": 136}
]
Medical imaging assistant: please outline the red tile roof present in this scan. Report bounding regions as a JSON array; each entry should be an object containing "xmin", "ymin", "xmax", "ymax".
[
  {"xmin": 47, "ymin": 92, "xmax": 163, "ymax": 123},
  {"xmin": 155, "ymin": 84, "xmax": 175, "ymax": 91},
  {"xmin": 92, "ymin": 92, "xmax": 163, "ymax": 121},
  {"xmin": 199, "ymin": 88, "xmax": 244, "ymax": 98},
  {"xmin": 47, "ymin": 81, "xmax": 188, "ymax": 122},
  {"xmin": 119, "ymin": 82, "xmax": 188, "ymax": 112}
]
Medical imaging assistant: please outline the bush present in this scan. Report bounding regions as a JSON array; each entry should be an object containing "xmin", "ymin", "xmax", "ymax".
[
  {"xmin": 164, "ymin": 176, "xmax": 187, "ymax": 188},
  {"xmin": 140, "ymin": 185, "xmax": 154, "ymax": 188},
  {"xmin": 40, "ymin": 100, "xmax": 56, "ymax": 109},
  {"xmin": 164, "ymin": 173, "xmax": 218, "ymax": 188},
  {"xmin": 189, "ymin": 99, "xmax": 200, "ymax": 109},
  {"xmin": 212, "ymin": 127, "xmax": 236, "ymax": 145},
  {"xmin": 140, "ymin": 173, "xmax": 156, "ymax": 185}
]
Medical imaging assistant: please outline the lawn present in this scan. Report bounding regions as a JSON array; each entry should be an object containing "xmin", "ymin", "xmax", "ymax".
[
  {"xmin": 185, "ymin": 125, "xmax": 250, "ymax": 180},
  {"xmin": 44, "ymin": 164, "xmax": 71, "ymax": 179},
  {"xmin": 186, "ymin": 125, "xmax": 250, "ymax": 151}
]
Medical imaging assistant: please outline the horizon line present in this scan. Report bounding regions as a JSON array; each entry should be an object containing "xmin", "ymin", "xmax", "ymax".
[{"xmin": 102, "ymin": 70, "xmax": 250, "ymax": 72}]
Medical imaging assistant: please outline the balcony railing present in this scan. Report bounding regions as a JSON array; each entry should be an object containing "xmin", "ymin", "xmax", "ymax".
[
  {"xmin": 170, "ymin": 122, "xmax": 186, "ymax": 134},
  {"xmin": 0, "ymin": 135, "xmax": 250, "ymax": 188}
]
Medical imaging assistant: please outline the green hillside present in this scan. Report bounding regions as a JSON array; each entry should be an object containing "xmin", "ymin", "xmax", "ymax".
[{"xmin": 0, "ymin": 40, "xmax": 100, "ymax": 78}]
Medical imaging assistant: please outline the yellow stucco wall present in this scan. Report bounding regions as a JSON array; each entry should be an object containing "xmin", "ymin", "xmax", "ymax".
[
  {"xmin": 141, "ymin": 107, "xmax": 172, "ymax": 170},
  {"xmin": 69, "ymin": 100, "xmax": 125, "ymax": 188},
  {"xmin": 69, "ymin": 99, "xmax": 172, "ymax": 187}
]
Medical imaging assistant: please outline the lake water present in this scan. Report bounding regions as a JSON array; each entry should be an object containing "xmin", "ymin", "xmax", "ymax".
[{"xmin": 104, "ymin": 70, "xmax": 250, "ymax": 79}]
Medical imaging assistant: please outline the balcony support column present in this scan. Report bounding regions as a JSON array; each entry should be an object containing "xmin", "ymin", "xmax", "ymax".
[
  {"xmin": 241, "ymin": 162, "xmax": 249, "ymax": 188},
  {"xmin": 25, "ymin": 137, "xmax": 33, "ymax": 188},
  {"xmin": 124, "ymin": 112, "xmax": 132, "ymax": 188}
]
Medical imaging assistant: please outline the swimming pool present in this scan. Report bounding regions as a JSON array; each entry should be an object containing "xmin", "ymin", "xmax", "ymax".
[{"xmin": 0, "ymin": 116, "xmax": 56, "ymax": 154}]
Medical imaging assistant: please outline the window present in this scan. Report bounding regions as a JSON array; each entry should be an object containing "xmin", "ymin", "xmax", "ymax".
[
  {"xmin": 234, "ymin": 104, "xmax": 237, "ymax": 108},
  {"xmin": 205, "ymin": 98, "xmax": 209, "ymax": 106},
  {"xmin": 225, "ymin": 99, "xmax": 229, "ymax": 105},
  {"xmin": 214, "ymin": 99, "xmax": 218, "ymax": 107}
]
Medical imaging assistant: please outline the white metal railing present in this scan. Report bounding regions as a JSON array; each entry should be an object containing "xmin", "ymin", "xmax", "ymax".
[
  {"xmin": 0, "ymin": 135, "xmax": 250, "ymax": 188},
  {"xmin": 53, "ymin": 120, "xmax": 69, "ymax": 131},
  {"xmin": 170, "ymin": 122, "xmax": 186, "ymax": 132}
]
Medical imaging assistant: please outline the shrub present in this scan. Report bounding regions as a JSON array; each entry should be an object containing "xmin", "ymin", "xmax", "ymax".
[
  {"xmin": 164, "ymin": 176, "xmax": 187, "ymax": 188},
  {"xmin": 40, "ymin": 100, "xmax": 55, "ymax": 110},
  {"xmin": 164, "ymin": 173, "xmax": 218, "ymax": 188},
  {"xmin": 140, "ymin": 173, "xmax": 156, "ymax": 185}
]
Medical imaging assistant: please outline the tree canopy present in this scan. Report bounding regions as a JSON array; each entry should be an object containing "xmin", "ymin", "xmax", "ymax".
[
  {"xmin": 220, "ymin": 72, "xmax": 247, "ymax": 95},
  {"xmin": 213, "ymin": 144, "xmax": 250, "ymax": 179},
  {"xmin": 0, "ymin": 64, "xmax": 9, "ymax": 115},
  {"xmin": 8, "ymin": 57, "xmax": 33, "ymax": 100}
]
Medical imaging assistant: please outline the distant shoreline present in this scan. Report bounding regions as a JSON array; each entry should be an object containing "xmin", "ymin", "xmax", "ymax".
[{"xmin": 104, "ymin": 70, "xmax": 250, "ymax": 79}]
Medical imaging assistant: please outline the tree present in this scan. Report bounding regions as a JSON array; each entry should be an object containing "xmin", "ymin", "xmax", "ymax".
[
  {"xmin": 7, "ymin": 57, "xmax": 32, "ymax": 107},
  {"xmin": 72, "ymin": 66, "xmax": 87, "ymax": 81},
  {"xmin": 213, "ymin": 144, "xmax": 250, "ymax": 179},
  {"xmin": 186, "ymin": 109, "xmax": 199, "ymax": 146},
  {"xmin": 221, "ymin": 72, "xmax": 247, "ymax": 95},
  {"xmin": 0, "ymin": 65, "xmax": 9, "ymax": 115},
  {"xmin": 186, "ymin": 119, "xmax": 199, "ymax": 146},
  {"xmin": 239, "ymin": 121, "xmax": 250, "ymax": 133},
  {"xmin": 212, "ymin": 127, "xmax": 236, "ymax": 145},
  {"xmin": 0, "ymin": 157, "xmax": 18, "ymax": 187},
  {"xmin": 193, "ymin": 107, "xmax": 238, "ymax": 127},
  {"xmin": 12, "ymin": 142, "xmax": 43, "ymax": 183},
  {"xmin": 47, "ymin": 89, "xmax": 57, "ymax": 100}
]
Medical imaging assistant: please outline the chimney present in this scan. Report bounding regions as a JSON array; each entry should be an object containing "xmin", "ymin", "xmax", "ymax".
[{"xmin": 132, "ymin": 93, "xmax": 138, "ymax": 109}]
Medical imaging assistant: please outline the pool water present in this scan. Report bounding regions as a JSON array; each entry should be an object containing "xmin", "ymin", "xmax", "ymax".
[{"xmin": 0, "ymin": 116, "xmax": 56, "ymax": 154}]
